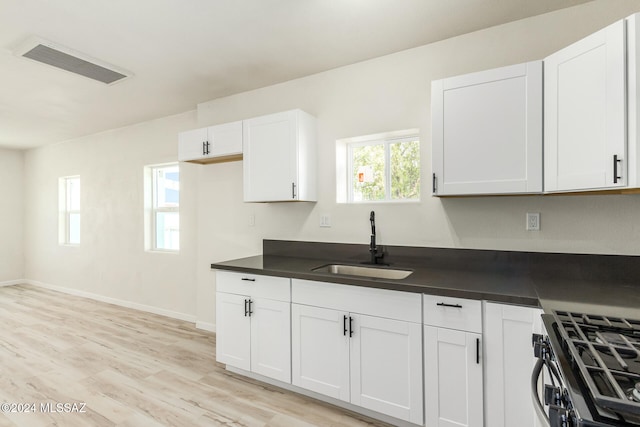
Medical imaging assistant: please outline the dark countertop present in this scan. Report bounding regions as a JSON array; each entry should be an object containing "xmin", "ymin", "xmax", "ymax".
[{"xmin": 211, "ymin": 240, "xmax": 640, "ymax": 318}]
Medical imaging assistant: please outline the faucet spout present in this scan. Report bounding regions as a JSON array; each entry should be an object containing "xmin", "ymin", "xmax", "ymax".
[
  {"xmin": 370, "ymin": 211, "xmax": 376, "ymax": 235},
  {"xmin": 369, "ymin": 211, "xmax": 383, "ymax": 265}
]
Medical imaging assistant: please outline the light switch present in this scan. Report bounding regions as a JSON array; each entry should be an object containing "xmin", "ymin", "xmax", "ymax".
[{"xmin": 320, "ymin": 214, "xmax": 331, "ymax": 228}]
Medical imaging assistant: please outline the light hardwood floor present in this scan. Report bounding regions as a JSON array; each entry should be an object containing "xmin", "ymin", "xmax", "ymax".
[{"xmin": 0, "ymin": 284, "xmax": 392, "ymax": 427}]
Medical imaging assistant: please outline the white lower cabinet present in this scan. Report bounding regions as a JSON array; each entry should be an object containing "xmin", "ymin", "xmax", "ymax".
[
  {"xmin": 215, "ymin": 271, "xmax": 291, "ymax": 383},
  {"xmin": 423, "ymin": 295, "xmax": 483, "ymax": 427},
  {"xmin": 291, "ymin": 279, "xmax": 423, "ymax": 425},
  {"xmin": 216, "ymin": 292, "xmax": 251, "ymax": 371},
  {"xmin": 350, "ymin": 313, "xmax": 423, "ymax": 423},
  {"xmin": 484, "ymin": 302, "xmax": 543, "ymax": 427},
  {"xmin": 291, "ymin": 304, "xmax": 350, "ymax": 401},
  {"xmin": 215, "ymin": 270, "xmax": 546, "ymax": 427},
  {"xmin": 424, "ymin": 326, "xmax": 483, "ymax": 427},
  {"xmin": 249, "ymin": 297, "xmax": 291, "ymax": 381}
]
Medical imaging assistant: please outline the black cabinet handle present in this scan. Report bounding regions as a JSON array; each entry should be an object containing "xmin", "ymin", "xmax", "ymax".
[
  {"xmin": 349, "ymin": 316, "xmax": 354, "ymax": 337},
  {"xmin": 437, "ymin": 302, "xmax": 462, "ymax": 309},
  {"xmin": 292, "ymin": 182, "xmax": 297, "ymax": 199},
  {"xmin": 432, "ymin": 173, "xmax": 437, "ymax": 194},
  {"xmin": 244, "ymin": 299, "xmax": 249, "ymax": 317},
  {"xmin": 247, "ymin": 299, "xmax": 253, "ymax": 317},
  {"xmin": 614, "ymin": 155, "xmax": 622, "ymax": 183},
  {"xmin": 202, "ymin": 141, "xmax": 206, "ymax": 155},
  {"xmin": 206, "ymin": 141, "xmax": 210, "ymax": 155},
  {"xmin": 241, "ymin": 278, "xmax": 255, "ymax": 282},
  {"xmin": 476, "ymin": 338, "xmax": 480, "ymax": 364},
  {"xmin": 343, "ymin": 315, "xmax": 348, "ymax": 336}
]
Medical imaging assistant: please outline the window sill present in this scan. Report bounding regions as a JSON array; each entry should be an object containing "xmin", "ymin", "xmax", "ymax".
[
  {"xmin": 338, "ymin": 199, "xmax": 421, "ymax": 205},
  {"xmin": 146, "ymin": 249, "xmax": 180, "ymax": 255}
]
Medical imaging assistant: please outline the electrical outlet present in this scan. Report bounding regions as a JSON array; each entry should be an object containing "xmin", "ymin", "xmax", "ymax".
[
  {"xmin": 526, "ymin": 212, "xmax": 540, "ymax": 231},
  {"xmin": 320, "ymin": 214, "xmax": 331, "ymax": 228}
]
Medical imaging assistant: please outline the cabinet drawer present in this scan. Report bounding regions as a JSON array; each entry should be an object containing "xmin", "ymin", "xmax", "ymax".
[
  {"xmin": 216, "ymin": 271, "xmax": 290, "ymax": 301},
  {"xmin": 423, "ymin": 294, "xmax": 482, "ymax": 333},
  {"xmin": 292, "ymin": 279, "xmax": 421, "ymax": 323}
]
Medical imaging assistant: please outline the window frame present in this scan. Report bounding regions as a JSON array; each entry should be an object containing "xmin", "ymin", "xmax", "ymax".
[
  {"xmin": 147, "ymin": 163, "xmax": 180, "ymax": 253},
  {"xmin": 59, "ymin": 175, "xmax": 81, "ymax": 246},
  {"xmin": 345, "ymin": 134, "xmax": 421, "ymax": 203}
]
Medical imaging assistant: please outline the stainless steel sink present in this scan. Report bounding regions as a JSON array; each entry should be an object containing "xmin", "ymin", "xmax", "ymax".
[{"xmin": 312, "ymin": 264, "xmax": 413, "ymax": 280}]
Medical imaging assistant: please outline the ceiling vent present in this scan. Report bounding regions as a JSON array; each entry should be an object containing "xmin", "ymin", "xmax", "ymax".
[{"xmin": 13, "ymin": 37, "xmax": 132, "ymax": 85}]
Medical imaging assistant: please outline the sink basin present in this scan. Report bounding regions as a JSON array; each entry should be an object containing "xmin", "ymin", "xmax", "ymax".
[{"xmin": 312, "ymin": 264, "xmax": 413, "ymax": 280}]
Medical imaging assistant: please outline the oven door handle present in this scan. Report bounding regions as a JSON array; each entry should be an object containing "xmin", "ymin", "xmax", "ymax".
[{"xmin": 531, "ymin": 358, "xmax": 551, "ymax": 427}]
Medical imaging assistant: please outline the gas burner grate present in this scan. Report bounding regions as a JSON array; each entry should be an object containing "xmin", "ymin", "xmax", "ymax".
[{"xmin": 553, "ymin": 311, "xmax": 640, "ymax": 417}]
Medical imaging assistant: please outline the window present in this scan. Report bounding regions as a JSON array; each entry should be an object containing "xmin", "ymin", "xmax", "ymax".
[
  {"xmin": 146, "ymin": 164, "xmax": 180, "ymax": 251},
  {"xmin": 59, "ymin": 176, "xmax": 80, "ymax": 245},
  {"xmin": 337, "ymin": 130, "xmax": 420, "ymax": 203}
]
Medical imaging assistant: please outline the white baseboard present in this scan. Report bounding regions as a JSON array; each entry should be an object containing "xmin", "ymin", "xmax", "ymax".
[
  {"xmin": 24, "ymin": 279, "xmax": 197, "ymax": 324},
  {"xmin": 0, "ymin": 279, "xmax": 24, "ymax": 287},
  {"xmin": 195, "ymin": 321, "xmax": 216, "ymax": 333}
]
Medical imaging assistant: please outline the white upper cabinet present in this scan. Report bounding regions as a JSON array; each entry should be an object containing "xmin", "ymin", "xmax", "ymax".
[
  {"xmin": 431, "ymin": 61, "xmax": 542, "ymax": 196},
  {"xmin": 545, "ymin": 18, "xmax": 627, "ymax": 192},
  {"xmin": 243, "ymin": 109, "xmax": 317, "ymax": 202},
  {"xmin": 178, "ymin": 127, "xmax": 208, "ymax": 161},
  {"xmin": 178, "ymin": 121, "xmax": 243, "ymax": 164}
]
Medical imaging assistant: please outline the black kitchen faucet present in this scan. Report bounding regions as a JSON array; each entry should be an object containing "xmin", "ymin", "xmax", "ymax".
[{"xmin": 369, "ymin": 211, "xmax": 385, "ymax": 265}]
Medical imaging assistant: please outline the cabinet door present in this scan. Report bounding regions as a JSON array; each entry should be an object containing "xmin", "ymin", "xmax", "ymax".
[
  {"xmin": 431, "ymin": 61, "xmax": 542, "ymax": 195},
  {"xmin": 484, "ymin": 303, "xmax": 542, "ymax": 427},
  {"xmin": 215, "ymin": 292, "xmax": 251, "ymax": 371},
  {"xmin": 250, "ymin": 297, "xmax": 291, "ymax": 383},
  {"xmin": 545, "ymin": 19, "xmax": 626, "ymax": 192},
  {"xmin": 350, "ymin": 314, "xmax": 423, "ymax": 425},
  {"xmin": 178, "ymin": 127, "xmax": 208, "ymax": 161},
  {"xmin": 291, "ymin": 304, "xmax": 350, "ymax": 402},
  {"xmin": 424, "ymin": 326, "xmax": 483, "ymax": 427},
  {"xmin": 243, "ymin": 110, "xmax": 297, "ymax": 202},
  {"xmin": 208, "ymin": 121, "xmax": 242, "ymax": 158}
]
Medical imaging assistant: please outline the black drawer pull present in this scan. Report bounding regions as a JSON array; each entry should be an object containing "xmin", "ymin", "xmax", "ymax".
[
  {"xmin": 241, "ymin": 278, "xmax": 255, "ymax": 282},
  {"xmin": 244, "ymin": 299, "xmax": 249, "ymax": 317},
  {"xmin": 476, "ymin": 338, "xmax": 480, "ymax": 364},
  {"xmin": 343, "ymin": 315, "xmax": 348, "ymax": 336},
  {"xmin": 437, "ymin": 302, "xmax": 462, "ymax": 309},
  {"xmin": 349, "ymin": 316, "xmax": 354, "ymax": 337},
  {"xmin": 247, "ymin": 299, "xmax": 253, "ymax": 316}
]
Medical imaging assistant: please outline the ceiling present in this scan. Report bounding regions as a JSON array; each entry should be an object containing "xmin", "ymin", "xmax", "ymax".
[{"xmin": 0, "ymin": 0, "xmax": 592, "ymax": 150}]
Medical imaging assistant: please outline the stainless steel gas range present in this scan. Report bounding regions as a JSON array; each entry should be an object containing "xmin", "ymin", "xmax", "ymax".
[{"xmin": 533, "ymin": 311, "xmax": 640, "ymax": 426}]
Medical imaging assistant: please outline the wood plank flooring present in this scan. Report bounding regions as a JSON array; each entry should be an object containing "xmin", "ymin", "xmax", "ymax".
[{"xmin": 0, "ymin": 285, "xmax": 392, "ymax": 427}]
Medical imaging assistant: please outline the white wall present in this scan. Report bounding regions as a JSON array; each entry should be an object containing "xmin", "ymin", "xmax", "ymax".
[
  {"xmin": 0, "ymin": 148, "xmax": 24, "ymax": 284},
  {"xmin": 195, "ymin": 0, "xmax": 640, "ymax": 325},
  {"xmin": 23, "ymin": 111, "xmax": 200, "ymax": 320},
  {"xmin": 21, "ymin": 0, "xmax": 640, "ymax": 325}
]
